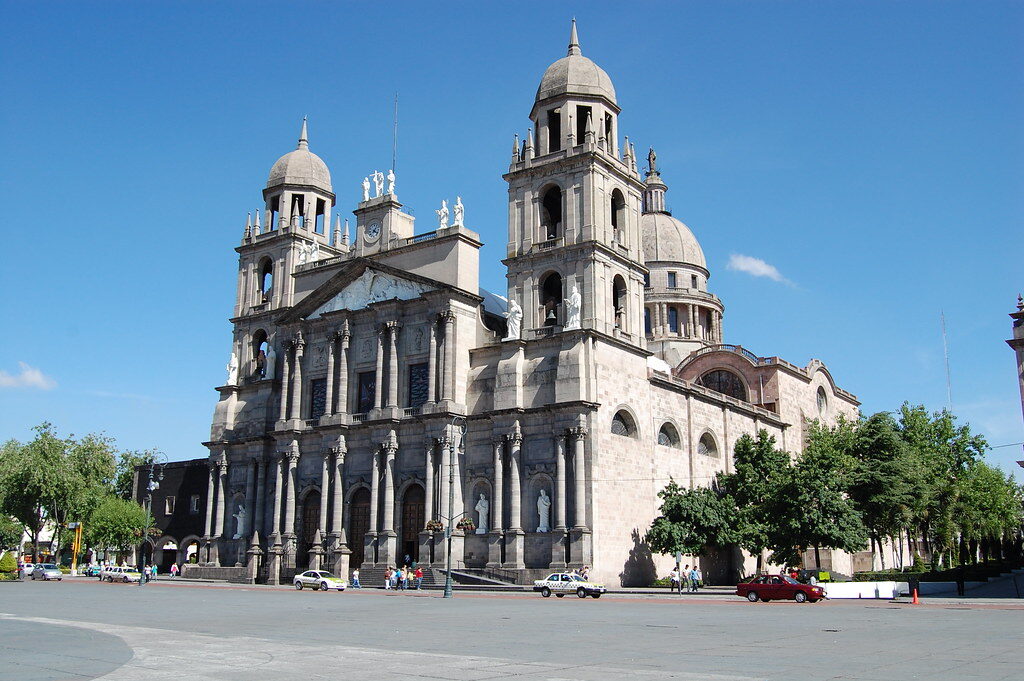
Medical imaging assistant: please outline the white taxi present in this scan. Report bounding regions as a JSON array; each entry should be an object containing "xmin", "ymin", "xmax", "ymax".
[
  {"xmin": 533, "ymin": 572, "xmax": 607, "ymax": 599},
  {"xmin": 293, "ymin": 570, "xmax": 347, "ymax": 591}
]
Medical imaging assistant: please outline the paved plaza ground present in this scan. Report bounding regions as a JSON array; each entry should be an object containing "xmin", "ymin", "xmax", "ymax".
[{"xmin": 2, "ymin": 577, "xmax": 1021, "ymax": 681}]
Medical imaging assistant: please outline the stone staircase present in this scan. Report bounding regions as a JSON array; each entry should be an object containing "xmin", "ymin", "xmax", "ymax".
[{"xmin": 352, "ymin": 566, "xmax": 443, "ymax": 588}]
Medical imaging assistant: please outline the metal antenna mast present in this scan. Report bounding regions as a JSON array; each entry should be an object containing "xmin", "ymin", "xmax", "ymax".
[
  {"xmin": 392, "ymin": 93, "xmax": 399, "ymax": 173},
  {"xmin": 941, "ymin": 310, "xmax": 953, "ymax": 411}
]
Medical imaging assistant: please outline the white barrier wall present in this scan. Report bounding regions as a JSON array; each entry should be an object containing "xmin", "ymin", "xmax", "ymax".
[{"xmin": 824, "ymin": 582, "xmax": 908, "ymax": 599}]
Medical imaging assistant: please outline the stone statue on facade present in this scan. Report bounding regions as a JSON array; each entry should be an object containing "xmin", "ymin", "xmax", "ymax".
[
  {"xmin": 387, "ymin": 168, "xmax": 396, "ymax": 195},
  {"xmin": 648, "ymin": 147, "xmax": 657, "ymax": 174},
  {"xmin": 372, "ymin": 170, "xmax": 385, "ymax": 197},
  {"xmin": 264, "ymin": 341, "xmax": 277, "ymax": 380},
  {"xmin": 536, "ymin": 490, "xmax": 551, "ymax": 532},
  {"xmin": 361, "ymin": 176, "xmax": 370, "ymax": 201},
  {"xmin": 226, "ymin": 352, "xmax": 239, "ymax": 386},
  {"xmin": 503, "ymin": 297, "xmax": 522, "ymax": 340},
  {"xmin": 565, "ymin": 284, "xmax": 582, "ymax": 330},
  {"xmin": 436, "ymin": 199, "xmax": 449, "ymax": 229},
  {"xmin": 232, "ymin": 505, "xmax": 247, "ymax": 539},
  {"xmin": 453, "ymin": 196, "xmax": 465, "ymax": 227},
  {"xmin": 474, "ymin": 493, "xmax": 489, "ymax": 534}
]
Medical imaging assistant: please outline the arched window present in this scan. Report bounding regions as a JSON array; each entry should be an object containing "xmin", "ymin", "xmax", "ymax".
[
  {"xmin": 696, "ymin": 369, "xmax": 748, "ymax": 402},
  {"xmin": 611, "ymin": 410, "xmax": 636, "ymax": 438},
  {"xmin": 610, "ymin": 188, "xmax": 625, "ymax": 242},
  {"xmin": 698, "ymin": 433, "xmax": 719, "ymax": 458},
  {"xmin": 541, "ymin": 186, "xmax": 563, "ymax": 240},
  {"xmin": 668, "ymin": 307, "xmax": 679, "ymax": 333},
  {"xmin": 540, "ymin": 271, "xmax": 563, "ymax": 326},
  {"xmin": 816, "ymin": 386, "xmax": 828, "ymax": 416},
  {"xmin": 612, "ymin": 275, "xmax": 627, "ymax": 330},
  {"xmin": 658, "ymin": 423, "xmax": 680, "ymax": 448},
  {"xmin": 252, "ymin": 330, "xmax": 268, "ymax": 378},
  {"xmin": 258, "ymin": 258, "xmax": 273, "ymax": 304},
  {"xmin": 644, "ymin": 307, "xmax": 652, "ymax": 336}
]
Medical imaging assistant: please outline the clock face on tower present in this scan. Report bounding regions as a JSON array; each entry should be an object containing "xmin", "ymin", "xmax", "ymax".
[{"xmin": 365, "ymin": 220, "xmax": 381, "ymax": 240}]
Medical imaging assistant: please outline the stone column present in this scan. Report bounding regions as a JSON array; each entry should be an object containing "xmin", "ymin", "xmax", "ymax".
[
  {"xmin": 551, "ymin": 432, "xmax": 568, "ymax": 569},
  {"xmin": 277, "ymin": 348, "xmax": 291, "ymax": 421},
  {"xmin": 386, "ymin": 322, "xmax": 400, "ymax": 408},
  {"xmin": 217, "ymin": 461, "xmax": 229, "ymax": 538},
  {"xmin": 688, "ymin": 304, "xmax": 696, "ymax": 339},
  {"xmin": 426, "ymin": 320, "xmax": 437, "ymax": 403},
  {"xmin": 438, "ymin": 437, "xmax": 451, "ymax": 524},
  {"xmin": 271, "ymin": 452, "xmax": 284, "ymax": 537},
  {"xmin": 569, "ymin": 422, "xmax": 592, "ymax": 567},
  {"xmin": 330, "ymin": 442, "xmax": 350, "ymax": 577},
  {"xmin": 379, "ymin": 438, "xmax": 398, "ymax": 565},
  {"xmin": 254, "ymin": 455, "xmax": 266, "ymax": 537},
  {"xmin": 487, "ymin": 437, "xmax": 504, "ymax": 568},
  {"xmin": 424, "ymin": 439, "xmax": 435, "ymax": 521},
  {"xmin": 289, "ymin": 334, "xmax": 305, "ymax": 420},
  {"xmin": 373, "ymin": 326, "xmax": 384, "ymax": 410},
  {"xmin": 337, "ymin": 324, "xmax": 350, "ymax": 414},
  {"xmin": 441, "ymin": 310, "xmax": 455, "ymax": 401},
  {"xmin": 284, "ymin": 444, "xmax": 298, "ymax": 535},
  {"xmin": 243, "ymin": 457, "xmax": 256, "ymax": 536},
  {"xmin": 367, "ymin": 447, "xmax": 380, "ymax": 565},
  {"xmin": 505, "ymin": 426, "xmax": 525, "ymax": 569},
  {"xmin": 203, "ymin": 463, "xmax": 216, "ymax": 539},
  {"xmin": 319, "ymin": 451, "xmax": 330, "ymax": 532},
  {"xmin": 324, "ymin": 332, "xmax": 337, "ymax": 416}
]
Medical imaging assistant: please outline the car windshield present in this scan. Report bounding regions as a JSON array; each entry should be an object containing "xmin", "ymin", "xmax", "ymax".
[
  {"xmin": 42, "ymin": 564, "xmax": 57, "ymax": 569},
  {"xmin": 318, "ymin": 572, "xmax": 336, "ymax": 579},
  {"xmin": 782, "ymin": 576, "xmax": 800, "ymax": 584},
  {"xmin": 570, "ymin": 575, "xmax": 585, "ymax": 581}
]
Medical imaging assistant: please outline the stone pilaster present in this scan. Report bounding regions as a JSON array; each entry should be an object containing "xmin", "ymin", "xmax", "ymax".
[
  {"xmin": 378, "ymin": 435, "xmax": 399, "ymax": 566},
  {"xmin": 441, "ymin": 309, "xmax": 455, "ymax": 402},
  {"xmin": 551, "ymin": 432, "xmax": 568, "ymax": 569},
  {"xmin": 373, "ymin": 325, "xmax": 384, "ymax": 411},
  {"xmin": 337, "ymin": 322, "xmax": 350, "ymax": 414},
  {"xmin": 253, "ymin": 455, "xmax": 266, "ymax": 537},
  {"xmin": 505, "ymin": 424, "xmax": 525, "ymax": 569},
  {"xmin": 386, "ymin": 322, "xmax": 401, "ymax": 408},
  {"xmin": 427, "ymin": 319, "xmax": 437, "ymax": 403},
  {"xmin": 318, "ymin": 450, "xmax": 330, "ymax": 533},
  {"xmin": 289, "ymin": 333, "xmax": 305, "ymax": 421},
  {"xmin": 324, "ymin": 331, "xmax": 337, "ymax": 416},
  {"xmin": 487, "ymin": 437, "xmax": 504, "ymax": 568}
]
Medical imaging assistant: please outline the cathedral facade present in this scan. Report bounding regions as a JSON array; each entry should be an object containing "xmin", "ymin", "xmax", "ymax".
[{"xmin": 198, "ymin": 23, "xmax": 859, "ymax": 586}]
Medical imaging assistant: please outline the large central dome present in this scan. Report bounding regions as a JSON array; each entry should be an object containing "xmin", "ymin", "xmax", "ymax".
[
  {"xmin": 266, "ymin": 118, "xmax": 332, "ymax": 191},
  {"xmin": 535, "ymin": 21, "xmax": 617, "ymax": 105}
]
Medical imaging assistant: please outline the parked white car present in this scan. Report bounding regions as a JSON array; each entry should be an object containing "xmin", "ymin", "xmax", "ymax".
[
  {"xmin": 293, "ymin": 570, "xmax": 347, "ymax": 591},
  {"xmin": 103, "ymin": 566, "xmax": 142, "ymax": 583},
  {"xmin": 533, "ymin": 572, "xmax": 607, "ymax": 599}
]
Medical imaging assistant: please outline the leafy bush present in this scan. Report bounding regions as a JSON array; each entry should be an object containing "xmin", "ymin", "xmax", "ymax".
[
  {"xmin": 0, "ymin": 572, "xmax": 20, "ymax": 581},
  {"xmin": 0, "ymin": 551, "xmax": 17, "ymax": 574}
]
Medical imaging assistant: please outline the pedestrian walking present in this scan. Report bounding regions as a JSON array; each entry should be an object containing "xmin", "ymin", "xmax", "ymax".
[
  {"xmin": 351, "ymin": 568, "xmax": 361, "ymax": 588},
  {"xmin": 670, "ymin": 566, "xmax": 681, "ymax": 594},
  {"xmin": 151, "ymin": 565, "xmax": 158, "ymax": 581},
  {"xmin": 384, "ymin": 567, "xmax": 392, "ymax": 589},
  {"xmin": 414, "ymin": 566, "xmax": 423, "ymax": 590},
  {"xmin": 694, "ymin": 566, "xmax": 702, "ymax": 592},
  {"xmin": 689, "ymin": 566, "xmax": 699, "ymax": 592},
  {"xmin": 581, "ymin": 565, "xmax": 590, "ymax": 581},
  {"xmin": 170, "ymin": 563, "xmax": 179, "ymax": 578}
]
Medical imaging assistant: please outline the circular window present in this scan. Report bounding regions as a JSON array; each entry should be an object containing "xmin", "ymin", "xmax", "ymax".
[
  {"xmin": 816, "ymin": 386, "xmax": 828, "ymax": 416},
  {"xmin": 698, "ymin": 433, "xmax": 719, "ymax": 458}
]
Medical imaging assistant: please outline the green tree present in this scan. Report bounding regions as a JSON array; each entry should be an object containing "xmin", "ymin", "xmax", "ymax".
[
  {"xmin": 717, "ymin": 431, "xmax": 790, "ymax": 574},
  {"xmin": 0, "ymin": 516, "xmax": 21, "ymax": 552},
  {"xmin": 954, "ymin": 462, "xmax": 1023, "ymax": 562},
  {"xmin": 645, "ymin": 481, "xmax": 735, "ymax": 559},
  {"xmin": 0, "ymin": 435, "xmax": 50, "ymax": 562},
  {"xmin": 114, "ymin": 449, "xmax": 159, "ymax": 500},
  {"xmin": 0, "ymin": 550, "xmax": 17, "ymax": 574},
  {"xmin": 86, "ymin": 496, "xmax": 152, "ymax": 557},
  {"xmin": 767, "ymin": 419, "xmax": 867, "ymax": 566}
]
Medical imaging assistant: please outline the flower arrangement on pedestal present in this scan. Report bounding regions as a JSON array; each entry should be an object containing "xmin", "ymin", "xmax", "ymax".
[
  {"xmin": 456, "ymin": 517, "xmax": 476, "ymax": 533},
  {"xmin": 424, "ymin": 519, "xmax": 444, "ymax": 533}
]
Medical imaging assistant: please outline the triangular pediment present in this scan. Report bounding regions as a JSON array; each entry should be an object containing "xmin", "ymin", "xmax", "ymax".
[{"xmin": 310, "ymin": 267, "xmax": 434, "ymax": 318}]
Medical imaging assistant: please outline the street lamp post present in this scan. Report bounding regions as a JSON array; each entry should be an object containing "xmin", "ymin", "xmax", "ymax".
[{"xmin": 139, "ymin": 454, "xmax": 167, "ymax": 585}]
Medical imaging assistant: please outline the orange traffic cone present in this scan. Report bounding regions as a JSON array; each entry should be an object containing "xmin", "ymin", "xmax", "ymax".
[{"xmin": 912, "ymin": 588, "xmax": 919, "ymax": 605}]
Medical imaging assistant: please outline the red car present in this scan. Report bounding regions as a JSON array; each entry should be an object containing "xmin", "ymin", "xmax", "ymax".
[{"xmin": 736, "ymin": 574, "xmax": 826, "ymax": 603}]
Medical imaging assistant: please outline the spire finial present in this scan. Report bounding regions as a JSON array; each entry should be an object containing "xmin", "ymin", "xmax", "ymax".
[
  {"xmin": 568, "ymin": 18, "xmax": 581, "ymax": 56},
  {"xmin": 297, "ymin": 116, "xmax": 309, "ymax": 150},
  {"xmin": 1017, "ymin": 293, "xmax": 1023, "ymax": 311}
]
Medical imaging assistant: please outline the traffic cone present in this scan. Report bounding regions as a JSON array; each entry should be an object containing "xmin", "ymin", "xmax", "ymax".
[{"xmin": 912, "ymin": 588, "xmax": 919, "ymax": 605}]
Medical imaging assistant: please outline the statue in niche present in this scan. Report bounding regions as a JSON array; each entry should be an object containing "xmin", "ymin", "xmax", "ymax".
[
  {"xmin": 387, "ymin": 168, "xmax": 396, "ymax": 195},
  {"xmin": 264, "ymin": 342, "xmax": 277, "ymax": 380},
  {"xmin": 564, "ymin": 284, "xmax": 582, "ymax": 330},
  {"xmin": 232, "ymin": 505, "xmax": 247, "ymax": 539},
  {"xmin": 536, "ymin": 490, "xmax": 551, "ymax": 533},
  {"xmin": 503, "ymin": 298, "xmax": 522, "ymax": 341},
  {"xmin": 474, "ymin": 494, "xmax": 489, "ymax": 534},
  {"xmin": 453, "ymin": 196, "xmax": 465, "ymax": 227},
  {"xmin": 361, "ymin": 176, "xmax": 370, "ymax": 201},
  {"xmin": 226, "ymin": 353, "xmax": 239, "ymax": 386},
  {"xmin": 372, "ymin": 170, "xmax": 385, "ymax": 197},
  {"xmin": 436, "ymin": 199, "xmax": 449, "ymax": 229}
]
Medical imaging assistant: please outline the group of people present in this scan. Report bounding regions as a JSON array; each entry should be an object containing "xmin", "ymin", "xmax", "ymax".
[
  {"xmin": 382, "ymin": 565, "xmax": 424, "ymax": 590},
  {"xmin": 669, "ymin": 564, "xmax": 703, "ymax": 593}
]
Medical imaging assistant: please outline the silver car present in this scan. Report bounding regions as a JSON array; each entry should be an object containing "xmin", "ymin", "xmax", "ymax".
[
  {"xmin": 31, "ymin": 563, "xmax": 63, "ymax": 581},
  {"xmin": 293, "ymin": 570, "xmax": 347, "ymax": 591}
]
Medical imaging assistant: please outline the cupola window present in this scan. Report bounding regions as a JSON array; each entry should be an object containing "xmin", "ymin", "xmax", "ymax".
[
  {"xmin": 610, "ymin": 189, "xmax": 625, "ymax": 243},
  {"xmin": 547, "ymin": 108, "xmax": 562, "ymax": 153},
  {"xmin": 644, "ymin": 307, "xmax": 652, "ymax": 336},
  {"xmin": 668, "ymin": 307, "xmax": 679, "ymax": 333},
  {"xmin": 541, "ymin": 186, "xmax": 563, "ymax": 240},
  {"xmin": 258, "ymin": 258, "xmax": 274, "ymax": 304},
  {"xmin": 540, "ymin": 271, "xmax": 563, "ymax": 326},
  {"xmin": 575, "ymin": 105, "xmax": 592, "ymax": 141},
  {"xmin": 667, "ymin": 272, "xmax": 677, "ymax": 288},
  {"xmin": 612, "ymin": 275, "xmax": 627, "ymax": 330}
]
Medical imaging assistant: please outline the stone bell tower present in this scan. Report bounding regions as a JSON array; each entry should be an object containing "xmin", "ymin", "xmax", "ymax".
[{"xmin": 503, "ymin": 21, "xmax": 647, "ymax": 344}]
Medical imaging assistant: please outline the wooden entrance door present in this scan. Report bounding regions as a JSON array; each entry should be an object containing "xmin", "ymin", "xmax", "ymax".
[
  {"xmin": 401, "ymin": 485, "xmax": 425, "ymax": 564},
  {"xmin": 349, "ymin": 488, "xmax": 371, "ymax": 567}
]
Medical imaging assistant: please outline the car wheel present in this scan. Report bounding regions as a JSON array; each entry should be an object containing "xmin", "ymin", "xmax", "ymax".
[
  {"xmin": 746, "ymin": 591, "xmax": 758, "ymax": 602},
  {"xmin": 321, "ymin": 582, "xmax": 330, "ymax": 592},
  {"xmin": 576, "ymin": 587, "xmax": 587, "ymax": 599},
  {"xmin": 795, "ymin": 592, "xmax": 807, "ymax": 603},
  {"xmin": 540, "ymin": 587, "xmax": 551, "ymax": 598},
  {"xmin": 123, "ymin": 577, "xmax": 129, "ymax": 583},
  {"xmin": 591, "ymin": 594, "xmax": 601, "ymax": 599},
  {"xmin": 555, "ymin": 593, "xmax": 564, "ymax": 598},
  {"xmin": 809, "ymin": 598, "xmax": 819, "ymax": 603},
  {"xmin": 295, "ymin": 582, "xmax": 303, "ymax": 590}
]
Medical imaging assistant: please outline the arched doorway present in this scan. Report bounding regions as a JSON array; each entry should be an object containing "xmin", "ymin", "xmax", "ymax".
[
  {"xmin": 400, "ymin": 485, "xmax": 425, "ymax": 564},
  {"xmin": 349, "ymin": 488, "xmax": 371, "ymax": 568},
  {"xmin": 296, "ymin": 490, "xmax": 321, "ymax": 571}
]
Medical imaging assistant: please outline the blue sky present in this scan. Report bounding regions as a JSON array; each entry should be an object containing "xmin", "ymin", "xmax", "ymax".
[{"xmin": 1, "ymin": 1, "xmax": 1021, "ymax": 477}]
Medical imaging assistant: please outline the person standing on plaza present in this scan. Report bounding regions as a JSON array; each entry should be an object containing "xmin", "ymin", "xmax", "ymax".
[
  {"xmin": 170, "ymin": 562, "xmax": 179, "ymax": 578},
  {"xmin": 670, "ymin": 566, "xmax": 681, "ymax": 594},
  {"xmin": 351, "ymin": 568, "xmax": 360, "ymax": 588},
  {"xmin": 384, "ymin": 567, "xmax": 392, "ymax": 590},
  {"xmin": 689, "ymin": 565, "xmax": 699, "ymax": 592},
  {"xmin": 414, "ymin": 566, "xmax": 423, "ymax": 590}
]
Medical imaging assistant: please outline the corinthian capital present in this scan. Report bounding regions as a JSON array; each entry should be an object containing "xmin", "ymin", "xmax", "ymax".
[{"xmin": 439, "ymin": 309, "xmax": 456, "ymax": 324}]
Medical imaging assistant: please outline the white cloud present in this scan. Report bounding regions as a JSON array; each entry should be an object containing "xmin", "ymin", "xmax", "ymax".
[
  {"xmin": 727, "ymin": 253, "xmax": 790, "ymax": 284},
  {"xmin": 0, "ymin": 362, "xmax": 57, "ymax": 390}
]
